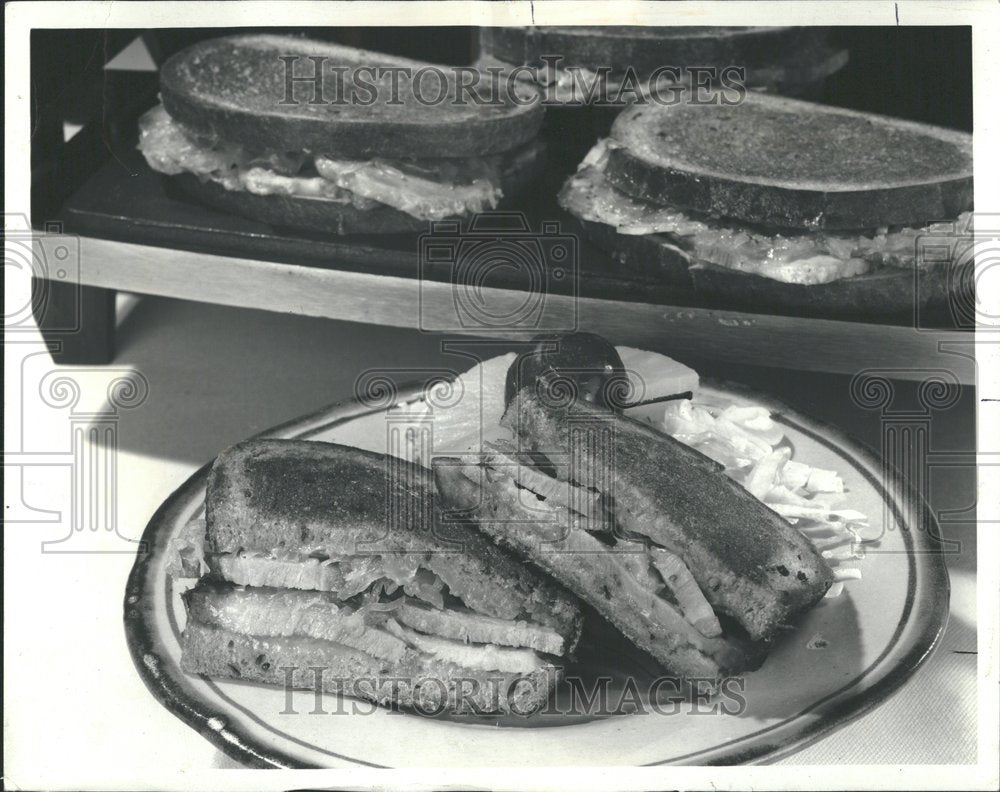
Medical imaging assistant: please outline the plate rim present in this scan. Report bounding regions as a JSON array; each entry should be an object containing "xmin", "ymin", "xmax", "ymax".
[{"xmin": 123, "ymin": 377, "xmax": 951, "ymax": 769}]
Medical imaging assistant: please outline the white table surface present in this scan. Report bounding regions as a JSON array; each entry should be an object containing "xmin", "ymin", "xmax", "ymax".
[{"xmin": 3, "ymin": 295, "xmax": 980, "ymax": 788}]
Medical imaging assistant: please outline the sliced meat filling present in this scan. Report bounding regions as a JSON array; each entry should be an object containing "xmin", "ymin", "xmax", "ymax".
[
  {"xmin": 477, "ymin": 452, "xmax": 724, "ymax": 641},
  {"xmin": 395, "ymin": 600, "xmax": 566, "ymax": 655},
  {"xmin": 177, "ymin": 526, "xmax": 566, "ymax": 668},
  {"xmin": 186, "ymin": 584, "xmax": 410, "ymax": 662},
  {"xmin": 185, "ymin": 583, "xmax": 550, "ymax": 673},
  {"xmin": 386, "ymin": 620, "xmax": 545, "ymax": 673},
  {"xmin": 438, "ymin": 459, "xmax": 753, "ymax": 676},
  {"xmin": 559, "ymin": 138, "xmax": 970, "ymax": 285}
]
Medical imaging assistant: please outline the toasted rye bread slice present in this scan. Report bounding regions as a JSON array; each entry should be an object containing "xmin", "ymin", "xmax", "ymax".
[
  {"xmin": 165, "ymin": 138, "xmax": 543, "ymax": 235},
  {"xmin": 484, "ymin": 26, "xmax": 826, "ymax": 75},
  {"xmin": 686, "ymin": 259, "xmax": 961, "ymax": 325},
  {"xmin": 206, "ymin": 439, "xmax": 582, "ymax": 639},
  {"xmin": 161, "ymin": 34, "xmax": 543, "ymax": 159},
  {"xmin": 433, "ymin": 456, "xmax": 765, "ymax": 680},
  {"xmin": 181, "ymin": 620, "xmax": 559, "ymax": 716},
  {"xmin": 606, "ymin": 92, "xmax": 973, "ymax": 230},
  {"xmin": 499, "ymin": 390, "xmax": 834, "ymax": 643}
]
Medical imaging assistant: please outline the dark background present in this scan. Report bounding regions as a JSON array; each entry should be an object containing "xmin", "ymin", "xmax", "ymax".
[{"xmin": 31, "ymin": 26, "xmax": 972, "ymax": 223}]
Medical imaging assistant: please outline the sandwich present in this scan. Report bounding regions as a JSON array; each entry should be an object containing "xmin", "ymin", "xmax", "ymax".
[
  {"xmin": 479, "ymin": 26, "xmax": 848, "ymax": 101},
  {"xmin": 559, "ymin": 91, "xmax": 973, "ymax": 323},
  {"xmin": 433, "ymin": 386, "xmax": 835, "ymax": 681},
  {"xmin": 138, "ymin": 34, "xmax": 544, "ymax": 235},
  {"xmin": 176, "ymin": 439, "xmax": 582, "ymax": 715}
]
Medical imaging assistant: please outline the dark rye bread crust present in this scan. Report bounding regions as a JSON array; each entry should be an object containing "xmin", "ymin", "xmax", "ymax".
[
  {"xmin": 686, "ymin": 260, "xmax": 960, "ymax": 324},
  {"xmin": 165, "ymin": 138, "xmax": 544, "ymax": 236},
  {"xmin": 433, "ymin": 458, "xmax": 765, "ymax": 680},
  {"xmin": 501, "ymin": 391, "xmax": 834, "ymax": 643},
  {"xmin": 206, "ymin": 439, "xmax": 581, "ymax": 639},
  {"xmin": 485, "ymin": 26, "xmax": 827, "ymax": 76},
  {"xmin": 181, "ymin": 621, "xmax": 558, "ymax": 716},
  {"xmin": 573, "ymin": 215, "xmax": 694, "ymax": 294},
  {"xmin": 606, "ymin": 93, "xmax": 973, "ymax": 230},
  {"xmin": 161, "ymin": 34, "xmax": 543, "ymax": 159}
]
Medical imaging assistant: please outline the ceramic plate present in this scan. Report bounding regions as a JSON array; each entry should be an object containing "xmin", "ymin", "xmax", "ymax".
[{"xmin": 124, "ymin": 365, "xmax": 949, "ymax": 767}]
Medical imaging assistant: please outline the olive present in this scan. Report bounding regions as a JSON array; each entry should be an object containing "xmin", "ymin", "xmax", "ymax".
[{"xmin": 504, "ymin": 332, "xmax": 629, "ymax": 412}]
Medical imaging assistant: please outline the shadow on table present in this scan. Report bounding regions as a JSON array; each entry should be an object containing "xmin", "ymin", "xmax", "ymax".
[{"xmin": 107, "ymin": 295, "xmax": 472, "ymax": 465}]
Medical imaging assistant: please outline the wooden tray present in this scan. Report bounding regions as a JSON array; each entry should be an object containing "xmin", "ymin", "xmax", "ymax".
[{"xmin": 36, "ymin": 147, "xmax": 974, "ymax": 383}]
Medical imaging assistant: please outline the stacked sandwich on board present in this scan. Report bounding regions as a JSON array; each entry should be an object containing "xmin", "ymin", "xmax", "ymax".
[
  {"xmin": 138, "ymin": 35, "xmax": 544, "ymax": 234},
  {"xmin": 559, "ymin": 92, "xmax": 973, "ymax": 321}
]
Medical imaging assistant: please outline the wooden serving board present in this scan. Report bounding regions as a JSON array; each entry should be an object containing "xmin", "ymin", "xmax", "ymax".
[
  {"xmin": 49, "ymin": 149, "xmax": 975, "ymax": 383},
  {"xmin": 60, "ymin": 149, "xmax": 673, "ymax": 303}
]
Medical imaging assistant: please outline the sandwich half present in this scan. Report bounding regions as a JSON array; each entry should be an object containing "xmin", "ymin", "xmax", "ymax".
[
  {"xmin": 433, "ymin": 388, "xmax": 834, "ymax": 681},
  {"xmin": 560, "ymin": 91, "xmax": 973, "ymax": 322},
  {"xmin": 177, "ymin": 439, "xmax": 582, "ymax": 715},
  {"xmin": 139, "ymin": 35, "xmax": 544, "ymax": 234}
]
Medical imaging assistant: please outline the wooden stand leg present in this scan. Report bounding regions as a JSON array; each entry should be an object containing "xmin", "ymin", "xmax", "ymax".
[{"xmin": 32, "ymin": 277, "xmax": 116, "ymax": 364}]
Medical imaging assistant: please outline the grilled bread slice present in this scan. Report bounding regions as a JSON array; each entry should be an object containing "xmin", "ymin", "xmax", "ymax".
[
  {"xmin": 161, "ymin": 34, "xmax": 542, "ymax": 158},
  {"xmin": 484, "ymin": 26, "xmax": 829, "ymax": 78},
  {"xmin": 181, "ymin": 620, "xmax": 559, "ymax": 716},
  {"xmin": 605, "ymin": 93, "xmax": 973, "ymax": 231},
  {"xmin": 497, "ymin": 390, "xmax": 834, "ymax": 644}
]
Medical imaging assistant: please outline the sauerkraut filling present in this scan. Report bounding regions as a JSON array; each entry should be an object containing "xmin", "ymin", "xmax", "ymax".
[
  {"xmin": 560, "ymin": 138, "xmax": 970, "ymax": 285},
  {"xmin": 474, "ymin": 448, "xmax": 728, "ymax": 641},
  {"xmin": 171, "ymin": 531, "xmax": 566, "ymax": 673},
  {"xmin": 138, "ymin": 104, "xmax": 531, "ymax": 221}
]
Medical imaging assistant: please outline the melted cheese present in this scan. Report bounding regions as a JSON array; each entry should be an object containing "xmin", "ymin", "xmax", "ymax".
[
  {"xmin": 314, "ymin": 156, "xmax": 500, "ymax": 221},
  {"xmin": 559, "ymin": 139, "xmax": 967, "ymax": 285},
  {"xmin": 138, "ymin": 104, "xmax": 505, "ymax": 220}
]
